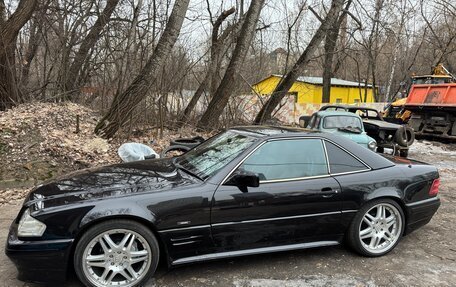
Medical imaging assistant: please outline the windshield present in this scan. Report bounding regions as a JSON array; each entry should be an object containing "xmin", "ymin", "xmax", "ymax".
[
  {"xmin": 176, "ymin": 130, "xmax": 257, "ymax": 180},
  {"xmin": 323, "ymin": 116, "xmax": 362, "ymax": 130}
]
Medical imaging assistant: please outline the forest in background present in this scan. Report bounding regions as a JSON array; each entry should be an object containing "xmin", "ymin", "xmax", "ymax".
[{"xmin": 0, "ymin": 0, "xmax": 455, "ymax": 138}]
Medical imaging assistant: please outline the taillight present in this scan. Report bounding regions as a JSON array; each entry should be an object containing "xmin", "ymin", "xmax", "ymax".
[{"xmin": 429, "ymin": 178, "xmax": 440, "ymax": 196}]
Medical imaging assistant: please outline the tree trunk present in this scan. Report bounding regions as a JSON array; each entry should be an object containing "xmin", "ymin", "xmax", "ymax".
[
  {"xmin": 254, "ymin": 0, "xmax": 345, "ymax": 124},
  {"xmin": 322, "ymin": 23, "xmax": 340, "ymax": 103},
  {"xmin": 178, "ymin": 7, "xmax": 236, "ymax": 126},
  {"xmin": 179, "ymin": 73, "xmax": 210, "ymax": 125},
  {"xmin": 0, "ymin": 0, "xmax": 37, "ymax": 110},
  {"xmin": 322, "ymin": 0, "xmax": 352, "ymax": 103},
  {"xmin": 62, "ymin": 0, "xmax": 120, "ymax": 100},
  {"xmin": 94, "ymin": 0, "xmax": 190, "ymax": 138},
  {"xmin": 197, "ymin": 0, "xmax": 265, "ymax": 130},
  {"xmin": 21, "ymin": 14, "xmax": 42, "ymax": 86}
]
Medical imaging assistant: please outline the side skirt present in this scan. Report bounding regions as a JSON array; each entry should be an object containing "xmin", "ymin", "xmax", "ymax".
[{"xmin": 171, "ymin": 240, "xmax": 340, "ymax": 265}]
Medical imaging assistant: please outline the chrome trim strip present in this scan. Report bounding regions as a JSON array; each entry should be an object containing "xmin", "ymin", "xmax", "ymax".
[
  {"xmin": 211, "ymin": 211, "xmax": 340, "ymax": 227},
  {"xmin": 170, "ymin": 235, "xmax": 203, "ymax": 242},
  {"xmin": 330, "ymin": 169, "xmax": 371, "ymax": 176},
  {"xmin": 158, "ymin": 225, "xmax": 211, "ymax": 233},
  {"xmin": 172, "ymin": 240, "xmax": 199, "ymax": 246},
  {"xmin": 322, "ymin": 139, "xmax": 332, "ymax": 174},
  {"xmin": 260, "ymin": 174, "xmax": 330, "ymax": 184},
  {"xmin": 341, "ymin": 209, "xmax": 358, "ymax": 213},
  {"xmin": 406, "ymin": 197, "xmax": 440, "ymax": 207},
  {"xmin": 172, "ymin": 241, "xmax": 339, "ymax": 265}
]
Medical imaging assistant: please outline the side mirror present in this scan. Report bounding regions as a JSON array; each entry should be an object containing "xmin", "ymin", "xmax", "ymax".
[{"xmin": 225, "ymin": 170, "xmax": 260, "ymax": 188}]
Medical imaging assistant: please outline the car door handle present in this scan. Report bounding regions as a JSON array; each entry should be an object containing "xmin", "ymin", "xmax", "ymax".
[{"xmin": 320, "ymin": 187, "xmax": 339, "ymax": 197}]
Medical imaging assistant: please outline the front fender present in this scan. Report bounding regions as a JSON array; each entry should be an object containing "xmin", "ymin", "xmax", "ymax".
[{"xmin": 79, "ymin": 200, "xmax": 158, "ymax": 230}]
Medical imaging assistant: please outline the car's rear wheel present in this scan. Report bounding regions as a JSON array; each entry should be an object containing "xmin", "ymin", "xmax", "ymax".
[
  {"xmin": 74, "ymin": 220, "xmax": 159, "ymax": 287},
  {"xmin": 347, "ymin": 199, "xmax": 404, "ymax": 257}
]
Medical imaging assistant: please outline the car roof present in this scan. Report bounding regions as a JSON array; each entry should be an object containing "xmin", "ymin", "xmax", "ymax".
[
  {"xmin": 322, "ymin": 105, "xmax": 379, "ymax": 112},
  {"xmin": 228, "ymin": 125, "xmax": 394, "ymax": 170},
  {"xmin": 229, "ymin": 125, "xmax": 316, "ymax": 137},
  {"xmin": 316, "ymin": 110, "xmax": 362, "ymax": 118}
]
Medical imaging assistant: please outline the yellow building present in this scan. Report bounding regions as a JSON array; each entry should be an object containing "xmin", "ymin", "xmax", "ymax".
[{"xmin": 253, "ymin": 74, "xmax": 375, "ymax": 104}]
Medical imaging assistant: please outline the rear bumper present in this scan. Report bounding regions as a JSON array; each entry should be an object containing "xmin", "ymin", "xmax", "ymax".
[
  {"xmin": 405, "ymin": 197, "xmax": 440, "ymax": 235},
  {"xmin": 5, "ymin": 222, "xmax": 73, "ymax": 283}
]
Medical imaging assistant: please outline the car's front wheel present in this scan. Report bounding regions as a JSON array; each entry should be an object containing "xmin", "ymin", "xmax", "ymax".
[
  {"xmin": 347, "ymin": 199, "xmax": 404, "ymax": 257},
  {"xmin": 74, "ymin": 219, "xmax": 159, "ymax": 287}
]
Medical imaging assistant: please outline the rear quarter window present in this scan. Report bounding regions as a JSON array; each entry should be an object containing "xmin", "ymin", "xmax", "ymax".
[{"xmin": 325, "ymin": 141, "xmax": 369, "ymax": 174}]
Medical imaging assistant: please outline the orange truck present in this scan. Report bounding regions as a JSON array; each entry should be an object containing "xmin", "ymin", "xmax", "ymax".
[{"xmin": 405, "ymin": 71, "xmax": 456, "ymax": 139}]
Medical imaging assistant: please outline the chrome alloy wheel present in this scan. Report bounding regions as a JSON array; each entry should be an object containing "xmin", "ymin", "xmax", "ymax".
[
  {"xmin": 82, "ymin": 229, "xmax": 152, "ymax": 287},
  {"xmin": 358, "ymin": 203, "xmax": 402, "ymax": 254}
]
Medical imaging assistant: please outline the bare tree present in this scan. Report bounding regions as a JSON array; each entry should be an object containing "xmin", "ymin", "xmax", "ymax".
[
  {"xmin": 0, "ymin": 0, "xmax": 37, "ymax": 110},
  {"xmin": 420, "ymin": 0, "xmax": 456, "ymax": 68},
  {"xmin": 254, "ymin": 0, "xmax": 345, "ymax": 124},
  {"xmin": 384, "ymin": 0, "xmax": 414, "ymax": 102},
  {"xmin": 178, "ymin": 6, "xmax": 236, "ymax": 126},
  {"xmin": 94, "ymin": 0, "xmax": 190, "ymax": 138},
  {"xmin": 322, "ymin": 0, "xmax": 353, "ymax": 103},
  {"xmin": 61, "ymin": 0, "xmax": 120, "ymax": 100},
  {"xmin": 197, "ymin": 0, "xmax": 265, "ymax": 130}
]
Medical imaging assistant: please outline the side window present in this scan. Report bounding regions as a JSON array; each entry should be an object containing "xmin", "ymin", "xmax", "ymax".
[
  {"xmin": 241, "ymin": 139, "xmax": 328, "ymax": 181},
  {"xmin": 324, "ymin": 141, "xmax": 368, "ymax": 174}
]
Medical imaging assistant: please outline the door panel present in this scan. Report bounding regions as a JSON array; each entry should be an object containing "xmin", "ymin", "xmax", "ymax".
[{"xmin": 211, "ymin": 176, "xmax": 342, "ymax": 251}]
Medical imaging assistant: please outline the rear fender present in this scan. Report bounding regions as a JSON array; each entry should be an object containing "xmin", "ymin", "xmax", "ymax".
[{"xmin": 364, "ymin": 187, "xmax": 404, "ymax": 203}]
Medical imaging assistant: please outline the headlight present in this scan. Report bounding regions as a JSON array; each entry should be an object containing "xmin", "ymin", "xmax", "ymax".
[
  {"xmin": 18, "ymin": 209, "xmax": 46, "ymax": 237},
  {"xmin": 368, "ymin": 140, "xmax": 377, "ymax": 151}
]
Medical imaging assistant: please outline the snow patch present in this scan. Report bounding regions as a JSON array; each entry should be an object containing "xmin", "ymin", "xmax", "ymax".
[{"xmin": 409, "ymin": 141, "xmax": 456, "ymax": 156}]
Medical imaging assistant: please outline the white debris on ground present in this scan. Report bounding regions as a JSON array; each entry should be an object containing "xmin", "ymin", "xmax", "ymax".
[{"xmin": 408, "ymin": 140, "xmax": 456, "ymax": 177}]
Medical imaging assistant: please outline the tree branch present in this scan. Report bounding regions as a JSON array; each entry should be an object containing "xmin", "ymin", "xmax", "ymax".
[
  {"xmin": 212, "ymin": 7, "xmax": 235, "ymax": 43},
  {"xmin": 308, "ymin": 6, "xmax": 324, "ymax": 23}
]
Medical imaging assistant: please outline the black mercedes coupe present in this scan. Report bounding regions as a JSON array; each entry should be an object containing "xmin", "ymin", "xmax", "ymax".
[{"xmin": 6, "ymin": 126, "xmax": 440, "ymax": 287}]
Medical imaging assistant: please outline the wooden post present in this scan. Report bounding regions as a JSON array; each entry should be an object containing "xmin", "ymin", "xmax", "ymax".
[{"xmin": 75, "ymin": 115, "xmax": 80, "ymax": 134}]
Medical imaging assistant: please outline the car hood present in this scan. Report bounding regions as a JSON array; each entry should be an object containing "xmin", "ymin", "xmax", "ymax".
[
  {"xmin": 363, "ymin": 119, "xmax": 400, "ymax": 130},
  {"xmin": 26, "ymin": 158, "xmax": 200, "ymax": 208},
  {"xmin": 326, "ymin": 129, "xmax": 374, "ymax": 145}
]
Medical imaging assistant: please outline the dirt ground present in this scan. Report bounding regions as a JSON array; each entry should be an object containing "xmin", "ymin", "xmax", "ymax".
[{"xmin": 1, "ymin": 140, "xmax": 456, "ymax": 287}]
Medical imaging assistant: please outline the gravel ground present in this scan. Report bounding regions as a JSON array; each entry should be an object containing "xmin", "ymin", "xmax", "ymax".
[{"xmin": 1, "ymin": 140, "xmax": 456, "ymax": 287}]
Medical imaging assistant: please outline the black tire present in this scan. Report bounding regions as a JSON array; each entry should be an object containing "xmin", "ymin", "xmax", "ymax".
[
  {"xmin": 394, "ymin": 126, "xmax": 415, "ymax": 147},
  {"xmin": 170, "ymin": 136, "xmax": 204, "ymax": 149},
  {"xmin": 399, "ymin": 149, "xmax": 408, "ymax": 158},
  {"xmin": 376, "ymin": 147, "xmax": 384, "ymax": 153},
  {"xmin": 74, "ymin": 219, "xmax": 160, "ymax": 287},
  {"xmin": 346, "ymin": 199, "xmax": 405, "ymax": 257},
  {"xmin": 160, "ymin": 144, "xmax": 191, "ymax": 158}
]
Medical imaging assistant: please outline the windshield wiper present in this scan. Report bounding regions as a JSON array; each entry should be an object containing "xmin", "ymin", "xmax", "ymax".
[{"xmin": 174, "ymin": 162, "xmax": 204, "ymax": 181}]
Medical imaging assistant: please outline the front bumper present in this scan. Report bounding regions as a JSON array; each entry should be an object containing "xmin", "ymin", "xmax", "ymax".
[
  {"xmin": 5, "ymin": 222, "xmax": 74, "ymax": 283},
  {"xmin": 405, "ymin": 197, "xmax": 441, "ymax": 235}
]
